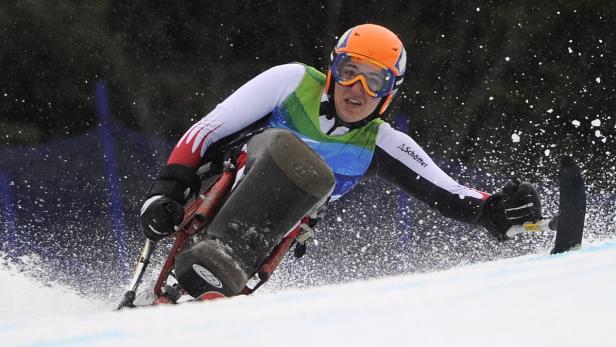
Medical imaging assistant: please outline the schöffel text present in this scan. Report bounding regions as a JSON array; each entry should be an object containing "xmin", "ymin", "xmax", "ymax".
[{"xmin": 397, "ymin": 143, "xmax": 428, "ymax": 167}]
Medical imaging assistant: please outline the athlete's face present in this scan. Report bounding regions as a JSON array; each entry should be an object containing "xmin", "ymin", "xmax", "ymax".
[{"xmin": 333, "ymin": 80, "xmax": 382, "ymax": 123}]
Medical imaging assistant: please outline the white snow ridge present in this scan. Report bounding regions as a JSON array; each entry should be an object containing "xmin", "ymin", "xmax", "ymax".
[
  {"xmin": 0, "ymin": 255, "xmax": 105, "ymax": 322},
  {"xmin": 1, "ymin": 241, "xmax": 615, "ymax": 347}
]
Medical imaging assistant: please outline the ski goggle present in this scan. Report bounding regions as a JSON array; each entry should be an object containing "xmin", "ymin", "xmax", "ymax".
[{"xmin": 331, "ymin": 53, "xmax": 396, "ymax": 98}]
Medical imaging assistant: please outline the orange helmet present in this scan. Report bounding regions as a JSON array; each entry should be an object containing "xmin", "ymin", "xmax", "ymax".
[{"xmin": 326, "ymin": 24, "xmax": 407, "ymax": 115}]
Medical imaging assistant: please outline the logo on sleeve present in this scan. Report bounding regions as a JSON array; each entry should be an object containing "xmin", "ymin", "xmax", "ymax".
[{"xmin": 397, "ymin": 143, "xmax": 429, "ymax": 168}]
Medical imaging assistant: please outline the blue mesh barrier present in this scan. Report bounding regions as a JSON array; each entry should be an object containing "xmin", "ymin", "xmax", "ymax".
[{"xmin": 0, "ymin": 115, "xmax": 174, "ymax": 291}]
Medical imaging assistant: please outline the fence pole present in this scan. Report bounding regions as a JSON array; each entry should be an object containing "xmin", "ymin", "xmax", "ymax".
[{"xmin": 95, "ymin": 81, "xmax": 128, "ymax": 275}]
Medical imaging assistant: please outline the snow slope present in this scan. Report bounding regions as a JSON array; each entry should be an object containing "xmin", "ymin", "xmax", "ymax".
[
  {"xmin": 1, "ymin": 240, "xmax": 615, "ymax": 347},
  {"xmin": 0, "ymin": 257, "xmax": 106, "ymax": 322}
]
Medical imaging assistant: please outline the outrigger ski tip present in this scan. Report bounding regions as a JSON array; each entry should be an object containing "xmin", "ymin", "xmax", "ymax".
[
  {"xmin": 551, "ymin": 155, "xmax": 586, "ymax": 254},
  {"xmin": 506, "ymin": 155, "xmax": 586, "ymax": 254}
]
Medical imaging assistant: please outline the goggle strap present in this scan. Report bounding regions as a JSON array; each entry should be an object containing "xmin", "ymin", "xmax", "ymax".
[{"xmin": 379, "ymin": 94, "xmax": 393, "ymax": 115}]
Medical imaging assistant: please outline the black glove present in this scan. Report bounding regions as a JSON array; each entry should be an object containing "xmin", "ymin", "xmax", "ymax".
[
  {"xmin": 140, "ymin": 164, "xmax": 200, "ymax": 241},
  {"xmin": 140, "ymin": 195, "xmax": 185, "ymax": 241},
  {"xmin": 480, "ymin": 179, "xmax": 542, "ymax": 241}
]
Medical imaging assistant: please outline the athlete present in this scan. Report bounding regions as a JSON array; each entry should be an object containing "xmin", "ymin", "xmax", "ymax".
[{"xmin": 139, "ymin": 24, "xmax": 541, "ymax": 298}]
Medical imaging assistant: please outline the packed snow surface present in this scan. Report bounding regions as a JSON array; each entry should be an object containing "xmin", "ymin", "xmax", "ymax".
[
  {"xmin": 0, "ymin": 259, "xmax": 105, "ymax": 322},
  {"xmin": 1, "ymin": 240, "xmax": 615, "ymax": 347}
]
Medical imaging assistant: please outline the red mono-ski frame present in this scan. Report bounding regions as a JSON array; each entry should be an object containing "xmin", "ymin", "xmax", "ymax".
[
  {"xmin": 118, "ymin": 152, "xmax": 305, "ymax": 309},
  {"xmin": 150, "ymin": 152, "xmax": 302, "ymax": 303}
]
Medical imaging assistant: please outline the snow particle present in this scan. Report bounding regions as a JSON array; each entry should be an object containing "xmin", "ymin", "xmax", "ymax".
[
  {"xmin": 476, "ymin": 7, "xmax": 480, "ymax": 12},
  {"xmin": 596, "ymin": 77, "xmax": 601, "ymax": 83},
  {"xmin": 544, "ymin": 149, "xmax": 551, "ymax": 156},
  {"xmin": 572, "ymin": 120, "xmax": 581, "ymax": 127},
  {"xmin": 547, "ymin": 108, "xmax": 554, "ymax": 113},
  {"xmin": 336, "ymin": 216, "xmax": 342, "ymax": 222},
  {"xmin": 591, "ymin": 119, "xmax": 601, "ymax": 127},
  {"xmin": 505, "ymin": 56, "xmax": 510, "ymax": 62},
  {"xmin": 595, "ymin": 130, "xmax": 602, "ymax": 138},
  {"xmin": 511, "ymin": 133, "xmax": 521, "ymax": 143},
  {"xmin": 568, "ymin": 47, "xmax": 573, "ymax": 54}
]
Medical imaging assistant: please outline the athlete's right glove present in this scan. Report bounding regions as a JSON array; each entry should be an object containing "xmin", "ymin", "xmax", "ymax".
[
  {"xmin": 139, "ymin": 164, "xmax": 200, "ymax": 241},
  {"xmin": 480, "ymin": 179, "xmax": 542, "ymax": 241},
  {"xmin": 140, "ymin": 195, "xmax": 184, "ymax": 241}
]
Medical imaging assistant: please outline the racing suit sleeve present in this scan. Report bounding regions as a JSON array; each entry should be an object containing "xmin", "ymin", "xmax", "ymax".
[
  {"xmin": 167, "ymin": 63, "xmax": 306, "ymax": 168},
  {"xmin": 365, "ymin": 123, "xmax": 490, "ymax": 224}
]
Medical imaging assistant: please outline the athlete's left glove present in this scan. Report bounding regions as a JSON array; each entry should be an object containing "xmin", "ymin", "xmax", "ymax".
[
  {"xmin": 140, "ymin": 164, "xmax": 200, "ymax": 241},
  {"xmin": 480, "ymin": 179, "xmax": 542, "ymax": 241}
]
